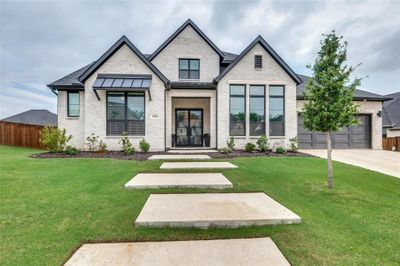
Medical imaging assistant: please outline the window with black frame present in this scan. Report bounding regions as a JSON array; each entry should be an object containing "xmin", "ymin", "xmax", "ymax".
[
  {"xmin": 107, "ymin": 92, "xmax": 145, "ymax": 136},
  {"xmin": 269, "ymin": 85, "xmax": 285, "ymax": 136},
  {"xmin": 249, "ymin": 85, "xmax": 265, "ymax": 136},
  {"xmin": 230, "ymin": 85, "xmax": 246, "ymax": 136},
  {"xmin": 67, "ymin": 92, "xmax": 80, "ymax": 117},
  {"xmin": 179, "ymin": 59, "xmax": 199, "ymax": 79}
]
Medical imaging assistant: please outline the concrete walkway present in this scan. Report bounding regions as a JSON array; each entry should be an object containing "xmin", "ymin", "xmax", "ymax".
[
  {"xmin": 65, "ymin": 238, "xmax": 290, "ymax": 266},
  {"xmin": 148, "ymin": 154, "xmax": 211, "ymax": 160},
  {"xmin": 301, "ymin": 149, "xmax": 400, "ymax": 178},
  {"xmin": 125, "ymin": 173, "xmax": 233, "ymax": 189},
  {"xmin": 167, "ymin": 149, "xmax": 218, "ymax": 153},
  {"xmin": 160, "ymin": 161, "xmax": 237, "ymax": 169},
  {"xmin": 135, "ymin": 193, "xmax": 301, "ymax": 228}
]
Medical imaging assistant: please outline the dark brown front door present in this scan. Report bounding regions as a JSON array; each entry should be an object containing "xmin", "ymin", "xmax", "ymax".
[{"xmin": 175, "ymin": 109, "xmax": 203, "ymax": 147}]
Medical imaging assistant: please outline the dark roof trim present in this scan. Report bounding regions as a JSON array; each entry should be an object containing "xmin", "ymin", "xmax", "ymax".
[
  {"xmin": 214, "ymin": 35, "xmax": 302, "ymax": 85},
  {"xmin": 97, "ymin": 74, "xmax": 152, "ymax": 79},
  {"xmin": 168, "ymin": 81, "xmax": 216, "ymax": 90},
  {"xmin": 148, "ymin": 19, "xmax": 224, "ymax": 61},
  {"xmin": 78, "ymin": 36, "xmax": 168, "ymax": 85}
]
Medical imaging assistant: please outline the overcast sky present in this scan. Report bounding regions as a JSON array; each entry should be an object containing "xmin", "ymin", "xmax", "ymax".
[{"xmin": 1, "ymin": 0, "xmax": 399, "ymax": 118}]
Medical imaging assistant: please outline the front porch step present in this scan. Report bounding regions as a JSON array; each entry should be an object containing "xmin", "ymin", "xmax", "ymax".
[
  {"xmin": 135, "ymin": 193, "xmax": 301, "ymax": 229},
  {"xmin": 124, "ymin": 173, "xmax": 233, "ymax": 189},
  {"xmin": 65, "ymin": 238, "xmax": 290, "ymax": 266},
  {"xmin": 167, "ymin": 149, "xmax": 218, "ymax": 153},
  {"xmin": 160, "ymin": 162, "xmax": 237, "ymax": 169},
  {"xmin": 148, "ymin": 154, "xmax": 211, "ymax": 160}
]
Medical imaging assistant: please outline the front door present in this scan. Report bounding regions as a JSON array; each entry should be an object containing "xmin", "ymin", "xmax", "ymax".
[{"xmin": 175, "ymin": 109, "xmax": 203, "ymax": 147}]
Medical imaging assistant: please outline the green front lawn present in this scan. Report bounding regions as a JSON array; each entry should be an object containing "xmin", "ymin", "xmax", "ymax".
[{"xmin": 0, "ymin": 145, "xmax": 399, "ymax": 265}]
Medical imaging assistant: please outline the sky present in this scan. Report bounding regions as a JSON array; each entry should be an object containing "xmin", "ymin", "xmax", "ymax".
[{"xmin": 1, "ymin": 0, "xmax": 399, "ymax": 118}]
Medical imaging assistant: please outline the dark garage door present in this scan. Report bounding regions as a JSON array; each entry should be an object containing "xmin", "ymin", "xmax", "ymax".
[{"xmin": 298, "ymin": 114, "xmax": 371, "ymax": 149}]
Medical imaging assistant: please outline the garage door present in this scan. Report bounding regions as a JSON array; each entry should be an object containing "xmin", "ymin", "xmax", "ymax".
[{"xmin": 298, "ymin": 114, "xmax": 371, "ymax": 149}]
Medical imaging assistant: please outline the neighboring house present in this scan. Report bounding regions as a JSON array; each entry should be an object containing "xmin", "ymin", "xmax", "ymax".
[
  {"xmin": 382, "ymin": 92, "xmax": 400, "ymax": 137},
  {"xmin": 47, "ymin": 19, "xmax": 390, "ymax": 151},
  {"xmin": 1, "ymin": 109, "xmax": 57, "ymax": 127}
]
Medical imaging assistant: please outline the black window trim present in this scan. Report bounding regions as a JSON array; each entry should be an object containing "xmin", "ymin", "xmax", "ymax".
[
  {"xmin": 229, "ymin": 84, "xmax": 246, "ymax": 137},
  {"xmin": 249, "ymin": 84, "xmax": 266, "ymax": 136},
  {"xmin": 269, "ymin": 85, "xmax": 285, "ymax": 137},
  {"xmin": 179, "ymin": 58, "xmax": 200, "ymax": 80},
  {"xmin": 106, "ymin": 91, "xmax": 146, "ymax": 136},
  {"xmin": 67, "ymin": 91, "xmax": 80, "ymax": 117},
  {"xmin": 254, "ymin": 55, "xmax": 262, "ymax": 68}
]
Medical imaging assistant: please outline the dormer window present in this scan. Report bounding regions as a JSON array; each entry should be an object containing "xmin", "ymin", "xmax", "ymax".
[
  {"xmin": 254, "ymin": 55, "xmax": 262, "ymax": 69},
  {"xmin": 179, "ymin": 59, "xmax": 200, "ymax": 79}
]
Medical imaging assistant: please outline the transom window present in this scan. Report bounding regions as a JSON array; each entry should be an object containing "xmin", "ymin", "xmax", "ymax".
[
  {"xmin": 249, "ymin": 85, "xmax": 265, "ymax": 136},
  {"xmin": 230, "ymin": 85, "xmax": 246, "ymax": 136},
  {"xmin": 107, "ymin": 92, "xmax": 145, "ymax": 136},
  {"xmin": 67, "ymin": 92, "xmax": 80, "ymax": 117},
  {"xmin": 269, "ymin": 85, "xmax": 285, "ymax": 136},
  {"xmin": 179, "ymin": 59, "xmax": 200, "ymax": 79}
]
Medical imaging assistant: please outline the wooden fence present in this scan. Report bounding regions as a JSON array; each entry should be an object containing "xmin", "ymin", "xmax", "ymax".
[
  {"xmin": 382, "ymin": 137, "xmax": 400, "ymax": 152},
  {"xmin": 0, "ymin": 121, "xmax": 45, "ymax": 149}
]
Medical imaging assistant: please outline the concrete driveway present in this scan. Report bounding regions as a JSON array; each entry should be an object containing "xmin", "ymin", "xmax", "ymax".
[{"xmin": 300, "ymin": 149, "xmax": 400, "ymax": 178}]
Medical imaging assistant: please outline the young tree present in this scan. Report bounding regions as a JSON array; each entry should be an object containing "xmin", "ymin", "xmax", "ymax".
[{"xmin": 302, "ymin": 31, "xmax": 361, "ymax": 189}]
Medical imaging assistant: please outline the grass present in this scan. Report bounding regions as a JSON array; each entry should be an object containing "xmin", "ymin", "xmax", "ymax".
[{"xmin": 0, "ymin": 145, "xmax": 399, "ymax": 265}]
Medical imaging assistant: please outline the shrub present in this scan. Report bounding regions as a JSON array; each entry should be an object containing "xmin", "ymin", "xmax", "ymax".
[
  {"xmin": 86, "ymin": 133, "xmax": 99, "ymax": 152},
  {"xmin": 289, "ymin": 136, "xmax": 299, "ymax": 152},
  {"xmin": 41, "ymin": 126, "xmax": 72, "ymax": 152},
  {"xmin": 139, "ymin": 139, "xmax": 150, "ymax": 153},
  {"xmin": 276, "ymin": 146, "xmax": 287, "ymax": 154},
  {"xmin": 64, "ymin": 146, "xmax": 80, "ymax": 155},
  {"xmin": 245, "ymin": 142, "xmax": 256, "ymax": 152},
  {"xmin": 227, "ymin": 137, "xmax": 235, "ymax": 150},
  {"xmin": 98, "ymin": 140, "xmax": 107, "ymax": 153},
  {"xmin": 119, "ymin": 133, "xmax": 135, "ymax": 155},
  {"xmin": 220, "ymin": 147, "xmax": 232, "ymax": 154},
  {"xmin": 256, "ymin": 134, "xmax": 269, "ymax": 152}
]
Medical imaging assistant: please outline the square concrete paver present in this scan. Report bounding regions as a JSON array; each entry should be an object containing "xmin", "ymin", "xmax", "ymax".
[
  {"xmin": 124, "ymin": 173, "xmax": 233, "ymax": 189},
  {"xmin": 135, "ymin": 193, "xmax": 301, "ymax": 228},
  {"xmin": 148, "ymin": 154, "xmax": 211, "ymax": 160},
  {"xmin": 65, "ymin": 238, "xmax": 290, "ymax": 266},
  {"xmin": 160, "ymin": 161, "xmax": 237, "ymax": 169},
  {"xmin": 167, "ymin": 149, "xmax": 218, "ymax": 153}
]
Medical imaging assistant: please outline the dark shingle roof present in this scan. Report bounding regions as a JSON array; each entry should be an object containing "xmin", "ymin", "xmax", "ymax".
[
  {"xmin": 382, "ymin": 92, "xmax": 400, "ymax": 127},
  {"xmin": 296, "ymin": 74, "xmax": 392, "ymax": 101},
  {"xmin": 48, "ymin": 63, "xmax": 94, "ymax": 89},
  {"xmin": 1, "ymin": 109, "xmax": 57, "ymax": 126},
  {"xmin": 222, "ymin": 51, "xmax": 238, "ymax": 63}
]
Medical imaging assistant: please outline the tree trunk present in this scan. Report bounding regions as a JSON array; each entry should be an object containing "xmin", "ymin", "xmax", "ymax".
[{"xmin": 326, "ymin": 131, "xmax": 334, "ymax": 188}]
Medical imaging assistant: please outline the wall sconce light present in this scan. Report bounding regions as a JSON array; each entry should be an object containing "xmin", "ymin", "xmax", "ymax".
[{"xmin": 377, "ymin": 110, "xmax": 382, "ymax": 117}]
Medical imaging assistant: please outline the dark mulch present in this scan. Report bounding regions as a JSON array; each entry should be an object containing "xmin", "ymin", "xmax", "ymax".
[{"xmin": 32, "ymin": 150, "xmax": 314, "ymax": 160}]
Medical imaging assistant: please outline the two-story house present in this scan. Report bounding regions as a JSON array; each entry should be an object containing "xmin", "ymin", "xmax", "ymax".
[{"xmin": 48, "ymin": 19, "xmax": 389, "ymax": 151}]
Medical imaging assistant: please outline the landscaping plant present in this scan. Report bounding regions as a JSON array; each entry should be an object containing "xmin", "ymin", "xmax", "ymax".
[
  {"xmin": 256, "ymin": 134, "xmax": 269, "ymax": 152},
  {"xmin": 245, "ymin": 142, "xmax": 256, "ymax": 152},
  {"xmin": 98, "ymin": 140, "xmax": 107, "ymax": 153},
  {"xmin": 41, "ymin": 126, "xmax": 72, "ymax": 152},
  {"xmin": 220, "ymin": 146, "xmax": 232, "ymax": 154},
  {"xmin": 86, "ymin": 133, "xmax": 99, "ymax": 152},
  {"xmin": 227, "ymin": 136, "xmax": 235, "ymax": 150},
  {"xmin": 64, "ymin": 146, "xmax": 80, "ymax": 155},
  {"xmin": 302, "ymin": 31, "xmax": 360, "ymax": 189},
  {"xmin": 289, "ymin": 136, "xmax": 299, "ymax": 152},
  {"xmin": 275, "ymin": 146, "xmax": 287, "ymax": 154},
  {"xmin": 139, "ymin": 139, "xmax": 150, "ymax": 153},
  {"xmin": 119, "ymin": 133, "xmax": 135, "ymax": 155}
]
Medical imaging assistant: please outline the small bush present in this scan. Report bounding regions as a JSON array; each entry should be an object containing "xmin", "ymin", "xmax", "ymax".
[
  {"xmin": 98, "ymin": 140, "xmax": 107, "ymax": 153},
  {"xmin": 245, "ymin": 142, "xmax": 256, "ymax": 152},
  {"xmin": 139, "ymin": 139, "xmax": 150, "ymax": 153},
  {"xmin": 220, "ymin": 147, "xmax": 232, "ymax": 154},
  {"xmin": 276, "ymin": 146, "xmax": 287, "ymax": 154},
  {"xmin": 227, "ymin": 137, "xmax": 235, "ymax": 150},
  {"xmin": 41, "ymin": 126, "xmax": 72, "ymax": 152},
  {"xmin": 256, "ymin": 134, "xmax": 269, "ymax": 152},
  {"xmin": 119, "ymin": 133, "xmax": 135, "ymax": 155},
  {"xmin": 64, "ymin": 146, "xmax": 80, "ymax": 155},
  {"xmin": 289, "ymin": 136, "xmax": 299, "ymax": 151},
  {"xmin": 86, "ymin": 133, "xmax": 99, "ymax": 152}
]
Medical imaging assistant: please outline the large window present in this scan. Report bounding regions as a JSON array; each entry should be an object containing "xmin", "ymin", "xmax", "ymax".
[
  {"xmin": 107, "ymin": 92, "xmax": 145, "ymax": 136},
  {"xmin": 269, "ymin": 85, "xmax": 285, "ymax": 136},
  {"xmin": 230, "ymin": 85, "xmax": 246, "ymax": 136},
  {"xmin": 179, "ymin": 59, "xmax": 199, "ymax": 79},
  {"xmin": 249, "ymin": 85, "xmax": 265, "ymax": 136},
  {"xmin": 67, "ymin": 92, "xmax": 80, "ymax": 117}
]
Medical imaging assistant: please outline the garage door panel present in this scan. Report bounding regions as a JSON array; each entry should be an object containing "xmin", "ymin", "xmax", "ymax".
[
  {"xmin": 298, "ymin": 134, "xmax": 312, "ymax": 141},
  {"xmin": 333, "ymin": 134, "xmax": 350, "ymax": 141}
]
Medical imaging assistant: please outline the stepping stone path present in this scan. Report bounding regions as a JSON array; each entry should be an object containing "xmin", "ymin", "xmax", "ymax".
[
  {"xmin": 135, "ymin": 192, "xmax": 301, "ymax": 228},
  {"xmin": 68, "ymin": 151, "xmax": 300, "ymax": 264},
  {"xmin": 125, "ymin": 173, "xmax": 233, "ymax": 189},
  {"xmin": 160, "ymin": 161, "xmax": 237, "ymax": 169},
  {"xmin": 65, "ymin": 238, "xmax": 290, "ymax": 266},
  {"xmin": 148, "ymin": 154, "xmax": 211, "ymax": 160}
]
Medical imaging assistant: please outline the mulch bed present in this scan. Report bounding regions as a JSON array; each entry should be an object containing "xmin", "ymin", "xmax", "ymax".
[{"xmin": 32, "ymin": 150, "xmax": 314, "ymax": 160}]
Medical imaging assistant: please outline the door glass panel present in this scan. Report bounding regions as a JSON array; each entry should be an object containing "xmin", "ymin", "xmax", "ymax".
[
  {"xmin": 190, "ymin": 110, "xmax": 202, "ymax": 146},
  {"xmin": 176, "ymin": 110, "xmax": 189, "ymax": 146},
  {"xmin": 175, "ymin": 109, "xmax": 203, "ymax": 146}
]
